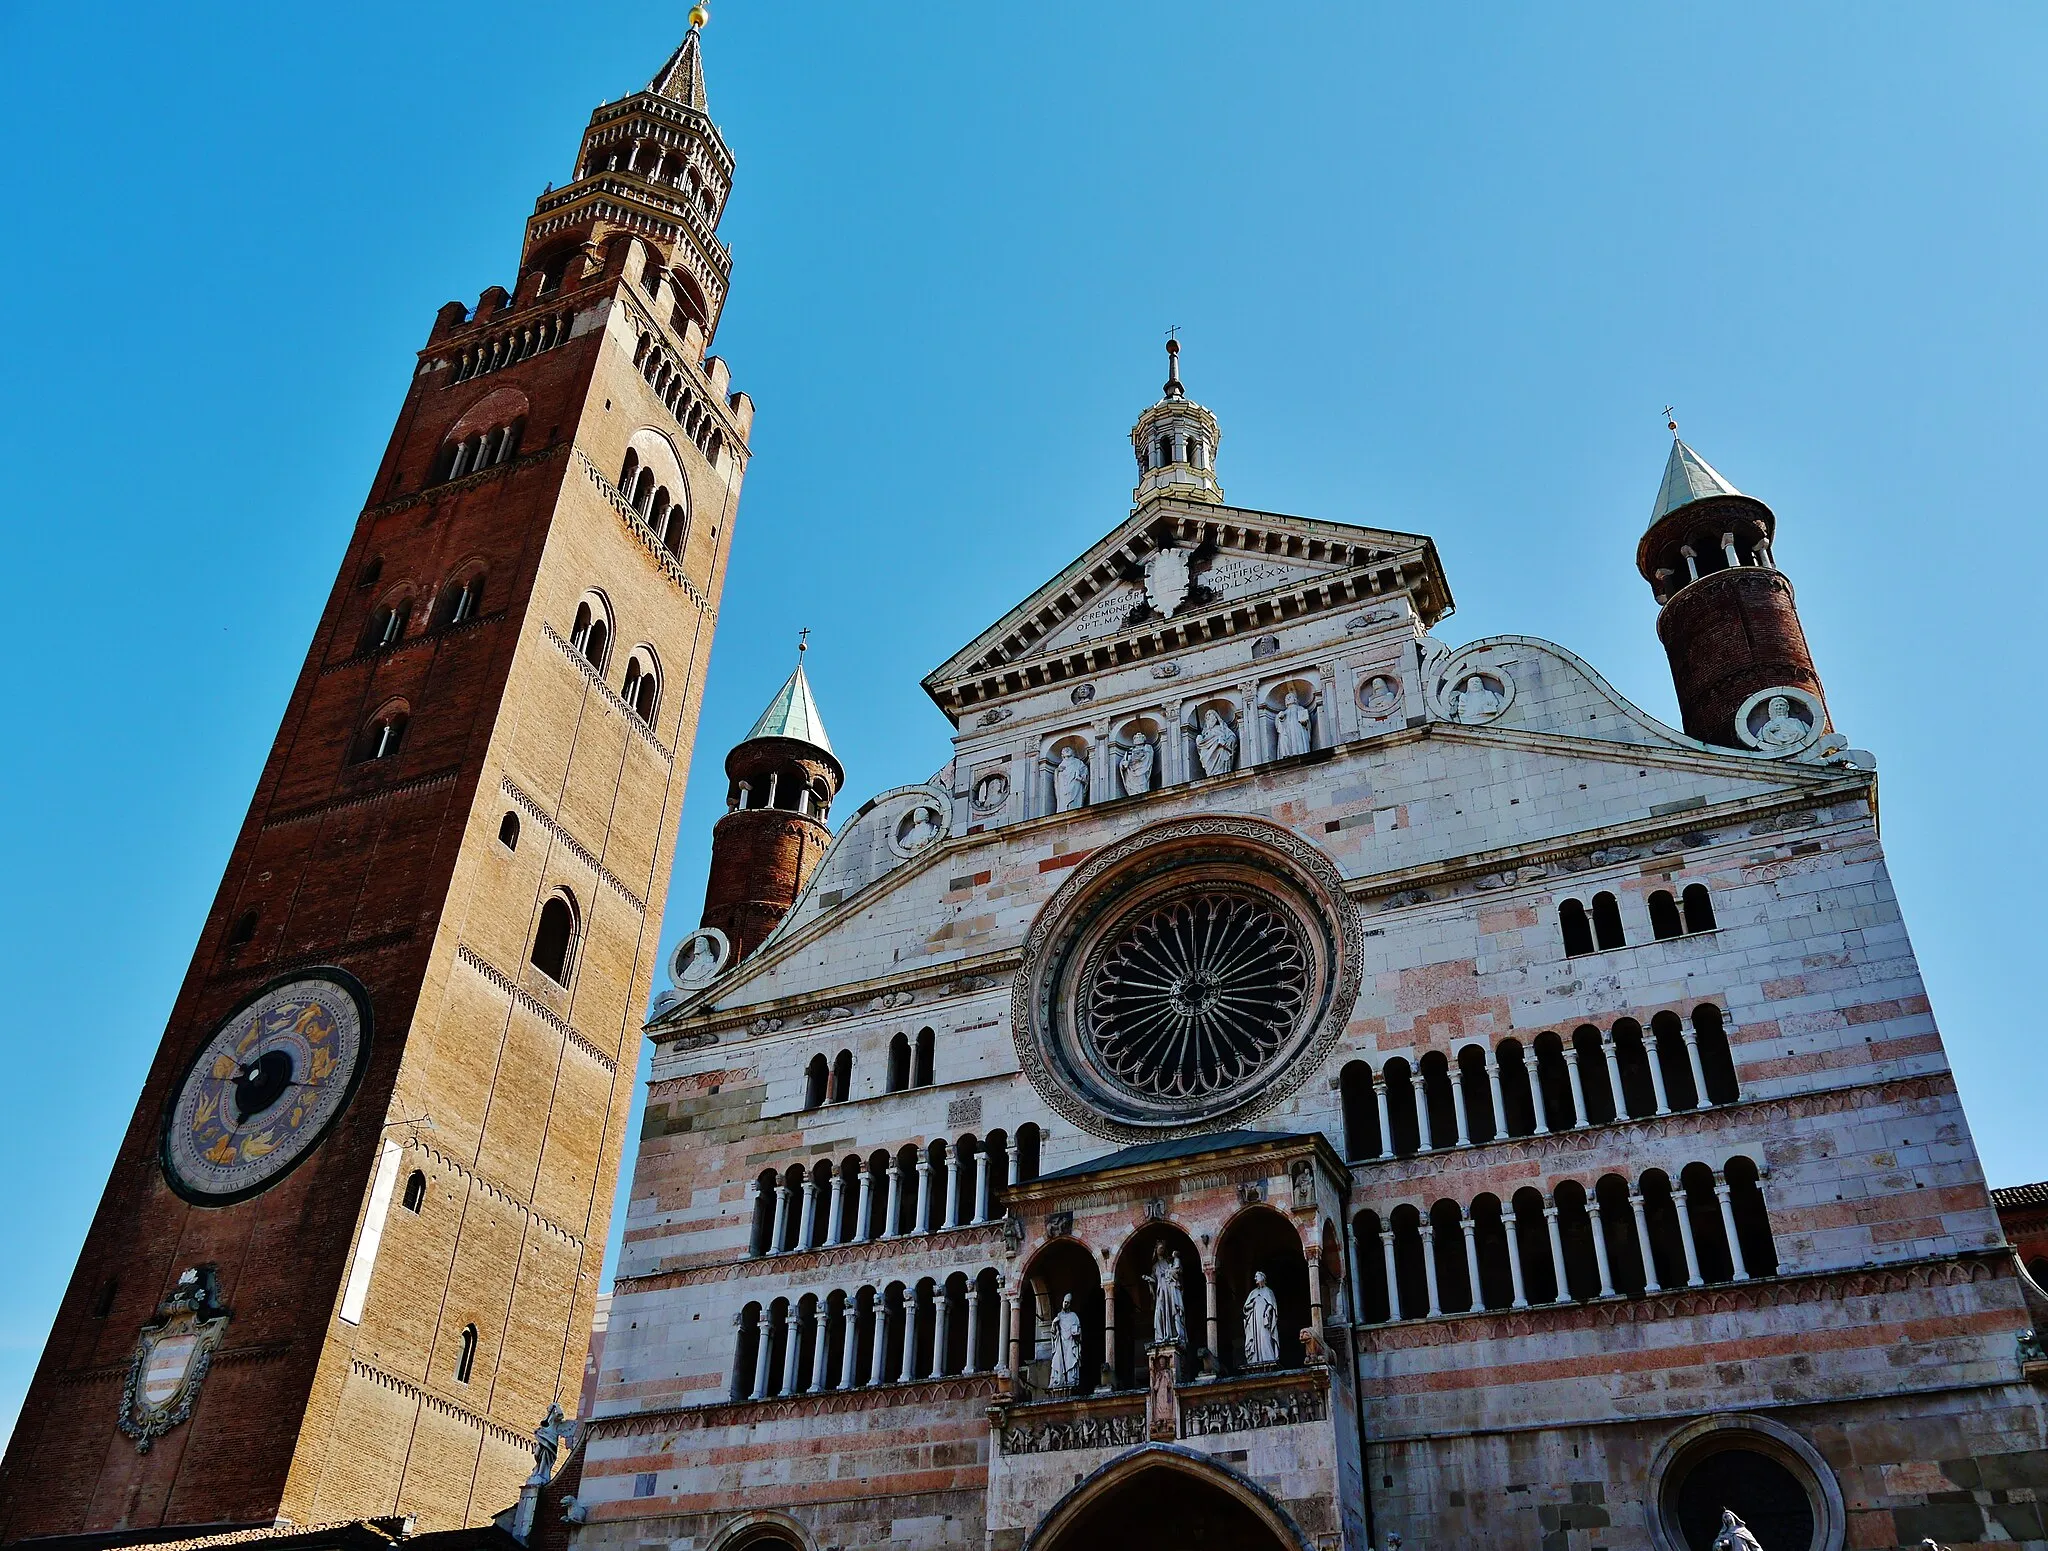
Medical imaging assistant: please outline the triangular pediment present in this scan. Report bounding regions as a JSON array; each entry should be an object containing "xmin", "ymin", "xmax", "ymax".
[{"xmin": 922, "ymin": 498, "xmax": 1452, "ymax": 715}]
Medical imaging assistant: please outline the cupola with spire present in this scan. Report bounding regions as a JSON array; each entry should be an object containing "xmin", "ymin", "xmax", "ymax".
[
  {"xmin": 1634, "ymin": 422, "xmax": 1829, "ymax": 750},
  {"xmin": 1129, "ymin": 337, "xmax": 1224, "ymax": 507},
  {"xmin": 698, "ymin": 641, "xmax": 844, "ymax": 962}
]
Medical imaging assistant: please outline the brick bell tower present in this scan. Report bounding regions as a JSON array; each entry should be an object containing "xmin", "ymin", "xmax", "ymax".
[
  {"xmin": 0, "ymin": 16, "xmax": 753, "ymax": 1541},
  {"xmin": 697, "ymin": 645, "xmax": 842, "ymax": 964},
  {"xmin": 1635, "ymin": 426, "xmax": 1831, "ymax": 750}
]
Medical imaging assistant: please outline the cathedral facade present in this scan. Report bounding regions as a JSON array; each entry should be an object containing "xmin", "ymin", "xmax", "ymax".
[{"xmin": 578, "ymin": 350, "xmax": 2048, "ymax": 1551}]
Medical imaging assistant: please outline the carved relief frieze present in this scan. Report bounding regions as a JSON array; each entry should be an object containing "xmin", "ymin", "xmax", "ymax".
[
  {"xmin": 998, "ymin": 1408, "xmax": 1146, "ymax": 1455},
  {"xmin": 1181, "ymin": 1385, "xmax": 1328, "ymax": 1437}
]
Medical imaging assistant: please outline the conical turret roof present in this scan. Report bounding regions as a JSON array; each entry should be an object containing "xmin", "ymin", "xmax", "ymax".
[
  {"xmin": 744, "ymin": 662, "xmax": 833, "ymax": 754},
  {"xmin": 1651, "ymin": 437, "xmax": 1743, "ymax": 522},
  {"xmin": 651, "ymin": 26, "xmax": 709, "ymax": 111}
]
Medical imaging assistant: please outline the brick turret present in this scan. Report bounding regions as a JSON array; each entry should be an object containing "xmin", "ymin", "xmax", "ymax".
[
  {"xmin": 700, "ymin": 649, "xmax": 842, "ymax": 961},
  {"xmin": 1635, "ymin": 433, "xmax": 1830, "ymax": 750}
]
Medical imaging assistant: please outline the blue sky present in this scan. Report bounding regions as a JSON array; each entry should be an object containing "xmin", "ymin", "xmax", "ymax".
[{"xmin": 3, "ymin": 3, "xmax": 2046, "ymax": 1446}]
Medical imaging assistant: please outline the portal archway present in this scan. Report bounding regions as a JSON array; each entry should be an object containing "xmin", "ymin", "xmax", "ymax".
[{"xmin": 1026, "ymin": 1445, "xmax": 1310, "ymax": 1551}]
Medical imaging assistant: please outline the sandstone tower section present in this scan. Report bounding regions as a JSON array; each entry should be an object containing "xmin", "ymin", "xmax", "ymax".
[{"xmin": 0, "ymin": 25, "xmax": 751, "ymax": 1540}]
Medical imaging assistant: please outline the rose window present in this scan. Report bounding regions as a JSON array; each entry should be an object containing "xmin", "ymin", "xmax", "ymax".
[
  {"xmin": 1014, "ymin": 818, "xmax": 1362, "ymax": 1140},
  {"xmin": 1082, "ymin": 891, "xmax": 1310, "ymax": 1101}
]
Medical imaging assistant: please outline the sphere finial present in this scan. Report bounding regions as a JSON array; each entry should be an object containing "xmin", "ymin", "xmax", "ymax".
[{"xmin": 689, "ymin": 3, "xmax": 709, "ymax": 29}]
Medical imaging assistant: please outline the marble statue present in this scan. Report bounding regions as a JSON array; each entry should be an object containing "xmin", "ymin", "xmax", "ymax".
[
  {"xmin": 1055, "ymin": 747, "xmax": 1090, "ymax": 812},
  {"xmin": 1452, "ymin": 674, "xmax": 1502, "ymax": 722},
  {"xmin": 1147, "ymin": 1243, "xmax": 1185, "ymax": 1345},
  {"xmin": 1196, "ymin": 709, "xmax": 1238, "ymax": 777},
  {"xmin": 898, "ymin": 805, "xmax": 939, "ymax": 851},
  {"xmin": 1757, "ymin": 694, "xmax": 1811, "ymax": 749},
  {"xmin": 1710, "ymin": 1510, "xmax": 1764, "ymax": 1551},
  {"xmin": 529, "ymin": 1401, "xmax": 573, "ymax": 1485},
  {"xmin": 1275, "ymin": 690, "xmax": 1313, "ymax": 757},
  {"xmin": 1118, "ymin": 734, "xmax": 1156, "ymax": 796},
  {"xmin": 1242, "ymin": 1271, "xmax": 1280, "ymax": 1368},
  {"xmin": 1361, "ymin": 675, "xmax": 1400, "ymax": 717},
  {"xmin": 1049, "ymin": 1293, "xmax": 1084, "ymax": 1390}
]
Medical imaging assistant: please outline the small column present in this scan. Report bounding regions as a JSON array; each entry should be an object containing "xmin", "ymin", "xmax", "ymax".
[
  {"xmin": 810, "ymin": 1308, "xmax": 832, "ymax": 1392},
  {"xmin": 1598, "ymin": 1032, "xmax": 1625, "ymax": 1121},
  {"xmin": 1563, "ymin": 1046, "xmax": 1590, "ymax": 1130},
  {"xmin": 750, "ymin": 1315, "xmax": 772, "ymax": 1400},
  {"xmin": 1379, "ymin": 1229, "xmax": 1401, "ymax": 1322},
  {"xmin": 1372, "ymin": 1073, "xmax": 1394, "ymax": 1159},
  {"xmin": 933, "ymin": 1286, "xmax": 954, "ymax": 1377},
  {"xmin": 1349, "ymin": 1229, "xmax": 1370, "ymax": 1323},
  {"xmin": 964, "ymin": 1285, "xmax": 983, "ymax": 1374},
  {"xmin": 1715, "ymin": 1176, "xmax": 1752, "ymax": 1281},
  {"xmin": 867, "ymin": 1299, "xmax": 888, "ymax": 1386},
  {"xmin": 1004, "ymin": 1290, "xmax": 1021, "ymax": 1382},
  {"xmin": 897, "ymin": 1289, "xmax": 919, "ymax": 1384},
  {"xmin": 1628, "ymin": 1189, "xmax": 1662, "ymax": 1294},
  {"xmin": 973, "ymin": 1144, "xmax": 992, "ymax": 1222},
  {"xmin": 1007, "ymin": 1137, "xmax": 1022, "ymax": 1191},
  {"xmin": 1420, "ymin": 1093, "xmax": 1439, "ymax": 1152},
  {"xmin": 1306, "ymin": 1248, "xmax": 1326, "ymax": 1346},
  {"xmin": 1674, "ymin": 1192, "xmax": 1706, "ymax": 1288},
  {"xmin": 1501, "ymin": 1204, "xmax": 1530, "ymax": 1310},
  {"xmin": 856, "ymin": 1164, "xmax": 875, "ymax": 1242},
  {"xmin": 1681, "ymin": 1022, "xmax": 1711, "ymax": 1108},
  {"xmin": 944, "ymin": 1149, "xmax": 962, "ymax": 1230},
  {"xmin": 781, "ymin": 1307, "xmax": 802, "ymax": 1394},
  {"xmin": 1204, "ymin": 1262, "xmax": 1221, "ymax": 1359},
  {"xmin": 769, "ymin": 1185, "xmax": 790, "ymax": 1255},
  {"xmin": 1645, "ymin": 1036, "xmax": 1673, "ymax": 1117},
  {"xmin": 1530, "ymin": 1062, "xmax": 1553, "ymax": 1136},
  {"xmin": 1484, "ymin": 1055, "xmax": 1507, "ymax": 1142},
  {"xmin": 1458, "ymin": 1212, "xmax": 1482, "ymax": 1311},
  {"xmin": 883, "ymin": 1163, "xmax": 902, "ymax": 1238},
  {"xmin": 1420, "ymin": 1218, "xmax": 1443, "ymax": 1318},
  {"xmin": 1543, "ymin": 1202, "xmax": 1570, "ymax": 1304},
  {"xmin": 1720, "ymin": 531, "xmax": 1741, "ymax": 568},
  {"xmin": 1587, "ymin": 1195, "xmax": 1618, "ymax": 1298},
  {"xmin": 826, "ymin": 1171, "xmax": 845, "ymax": 1247},
  {"xmin": 914, "ymin": 1156, "xmax": 933, "ymax": 1235},
  {"xmin": 1100, "ymin": 1278, "xmax": 1117, "ymax": 1391},
  {"xmin": 839, "ymin": 1304, "xmax": 859, "ymax": 1389},
  {"xmin": 1449, "ymin": 1071, "xmax": 1472, "ymax": 1149},
  {"xmin": 797, "ymin": 1179, "xmax": 817, "ymax": 1252}
]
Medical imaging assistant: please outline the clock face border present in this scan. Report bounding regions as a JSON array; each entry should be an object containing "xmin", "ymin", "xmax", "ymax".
[{"xmin": 158, "ymin": 967, "xmax": 375, "ymax": 1209}]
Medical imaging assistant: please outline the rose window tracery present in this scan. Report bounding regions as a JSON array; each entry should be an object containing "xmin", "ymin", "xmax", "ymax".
[{"xmin": 1083, "ymin": 891, "xmax": 1309, "ymax": 1101}]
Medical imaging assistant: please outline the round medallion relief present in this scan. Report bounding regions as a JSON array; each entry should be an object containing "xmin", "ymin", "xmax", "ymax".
[
  {"xmin": 1012, "ymin": 816, "xmax": 1360, "ymax": 1140},
  {"xmin": 161, "ymin": 969, "xmax": 372, "ymax": 1207}
]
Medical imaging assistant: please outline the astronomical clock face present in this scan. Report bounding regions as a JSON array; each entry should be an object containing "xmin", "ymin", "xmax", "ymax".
[{"xmin": 161, "ymin": 971, "xmax": 371, "ymax": 1206}]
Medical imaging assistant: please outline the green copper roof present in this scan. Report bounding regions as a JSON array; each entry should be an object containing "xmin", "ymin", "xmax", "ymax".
[
  {"xmin": 1652, "ymin": 437, "xmax": 1743, "ymax": 522},
  {"xmin": 744, "ymin": 662, "xmax": 833, "ymax": 753}
]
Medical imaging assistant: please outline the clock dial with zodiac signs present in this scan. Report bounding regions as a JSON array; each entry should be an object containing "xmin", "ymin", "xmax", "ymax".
[{"xmin": 161, "ymin": 970, "xmax": 372, "ymax": 1206}]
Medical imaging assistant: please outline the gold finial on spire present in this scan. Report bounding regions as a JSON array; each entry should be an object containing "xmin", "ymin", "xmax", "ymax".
[
  {"xmin": 1664, "ymin": 404, "xmax": 1680, "ymax": 438},
  {"xmin": 689, "ymin": 3, "xmax": 709, "ymax": 28}
]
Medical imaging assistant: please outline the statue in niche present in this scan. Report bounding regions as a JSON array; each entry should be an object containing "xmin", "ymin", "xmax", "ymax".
[
  {"xmin": 1242, "ymin": 1271, "xmax": 1281, "ymax": 1368},
  {"xmin": 1196, "ymin": 709, "xmax": 1238, "ymax": 777},
  {"xmin": 1710, "ymin": 1511, "xmax": 1764, "ymax": 1551},
  {"xmin": 1118, "ymin": 734, "xmax": 1156, "ymax": 796},
  {"xmin": 898, "ymin": 805, "xmax": 940, "ymax": 851},
  {"xmin": 1054, "ymin": 747, "xmax": 1090, "ymax": 812},
  {"xmin": 1360, "ymin": 675, "xmax": 1400, "ymax": 718},
  {"xmin": 1756, "ymin": 694, "xmax": 1811, "ymax": 750},
  {"xmin": 1049, "ymin": 1293, "xmax": 1084, "ymax": 1391},
  {"xmin": 1146, "ymin": 1243, "xmax": 1185, "ymax": 1346},
  {"xmin": 1451, "ymin": 674, "xmax": 1503, "ymax": 723},
  {"xmin": 972, "ymin": 771, "xmax": 1010, "ymax": 813},
  {"xmin": 1274, "ymin": 689, "xmax": 1313, "ymax": 758}
]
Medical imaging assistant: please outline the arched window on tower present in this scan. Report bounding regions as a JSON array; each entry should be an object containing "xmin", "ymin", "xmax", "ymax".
[
  {"xmin": 886, "ymin": 1033, "xmax": 911, "ymax": 1094},
  {"xmin": 530, "ymin": 892, "xmax": 578, "ymax": 984},
  {"xmin": 913, "ymin": 1027, "xmax": 935, "ymax": 1088},
  {"xmin": 569, "ymin": 594, "xmax": 612, "ymax": 671},
  {"xmin": 403, "ymin": 1170, "xmax": 427, "ymax": 1212},
  {"xmin": 830, "ymin": 1049, "xmax": 853, "ymax": 1104},
  {"xmin": 1559, "ymin": 898, "xmax": 1594, "ymax": 957},
  {"xmin": 1648, "ymin": 890, "xmax": 1684, "ymax": 941},
  {"xmin": 498, "ymin": 811, "xmax": 520, "ymax": 850},
  {"xmin": 454, "ymin": 1324, "xmax": 478, "ymax": 1384},
  {"xmin": 1591, "ymin": 892, "xmax": 1626, "ymax": 951},
  {"xmin": 803, "ymin": 1054, "xmax": 828, "ymax": 1111},
  {"xmin": 621, "ymin": 650, "xmax": 660, "ymax": 722},
  {"xmin": 351, "ymin": 705, "xmax": 410, "ymax": 765},
  {"xmin": 1682, "ymin": 884, "xmax": 1717, "ymax": 934}
]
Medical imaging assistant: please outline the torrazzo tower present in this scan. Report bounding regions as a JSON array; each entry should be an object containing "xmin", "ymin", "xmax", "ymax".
[{"xmin": 0, "ymin": 21, "xmax": 755, "ymax": 1539}]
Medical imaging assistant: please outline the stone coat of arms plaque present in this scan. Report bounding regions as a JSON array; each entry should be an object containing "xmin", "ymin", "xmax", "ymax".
[{"xmin": 118, "ymin": 1267, "xmax": 230, "ymax": 1453}]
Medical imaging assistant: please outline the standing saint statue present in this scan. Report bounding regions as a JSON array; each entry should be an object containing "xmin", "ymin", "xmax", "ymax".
[
  {"xmin": 1118, "ymin": 734, "xmax": 1156, "ymax": 796},
  {"xmin": 1195, "ymin": 709, "xmax": 1238, "ymax": 777},
  {"xmin": 1274, "ymin": 690, "xmax": 1313, "ymax": 758},
  {"xmin": 1054, "ymin": 746, "xmax": 1090, "ymax": 812},
  {"xmin": 1242, "ymin": 1270, "xmax": 1281, "ymax": 1369},
  {"xmin": 1048, "ymin": 1293, "xmax": 1084, "ymax": 1391},
  {"xmin": 1710, "ymin": 1511, "xmax": 1764, "ymax": 1551},
  {"xmin": 1146, "ymin": 1243, "xmax": 1185, "ymax": 1345}
]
